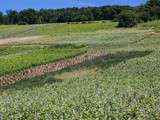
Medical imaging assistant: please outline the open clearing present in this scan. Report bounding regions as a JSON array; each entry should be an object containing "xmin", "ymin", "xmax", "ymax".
[{"xmin": 0, "ymin": 21, "xmax": 160, "ymax": 119}]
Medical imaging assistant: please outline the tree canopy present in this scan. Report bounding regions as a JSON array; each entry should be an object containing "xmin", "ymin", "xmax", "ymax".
[
  {"xmin": 0, "ymin": 0, "xmax": 160, "ymax": 27},
  {"xmin": 0, "ymin": 6, "xmax": 132, "ymax": 25}
]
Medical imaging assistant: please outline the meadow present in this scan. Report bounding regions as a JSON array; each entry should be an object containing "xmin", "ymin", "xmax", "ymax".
[
  {"xmin": 0, "ymin": 21, "xmax": 160, "ymax": 119},
  {"xmin": 0, "ymin": 21, "xmax": 117, "ymax": 38}
]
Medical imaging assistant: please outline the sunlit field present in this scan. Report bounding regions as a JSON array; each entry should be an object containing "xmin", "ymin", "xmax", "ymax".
[
  {"xmin": 0, "ymin": 21, "xmax": 160, "ymax": 119},
  {"xmin": 0, "ymin": 46, "xmax": 86, "ymax": 76}
]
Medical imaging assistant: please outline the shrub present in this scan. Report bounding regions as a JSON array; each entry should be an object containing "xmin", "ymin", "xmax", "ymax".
[
  {"xmin": 118, "ymin": 10, "xmax": 139, "ymax": 27},
  {"xmin": 138, "ymin": 12, "xmax": 152, "ymax": 22},
  {"xmin": 81, "ymin": 21, "xmax": 87, "ymax": 24},
  {"xmin": 18, "ymin": 21, "xmax": 28, "ymax": 25},
  {"xmin": 101, "ymin": 20, "xmax": 106, "ymax": 23},
  {"xmin": 87, "ymin": 21, "xmax": 92, "ymax": 24}
]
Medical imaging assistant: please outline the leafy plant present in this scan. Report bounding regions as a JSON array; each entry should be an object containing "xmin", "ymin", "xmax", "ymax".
[{"xmin": 118, "ymin": 10, "xmax": 139, "ymax": 27}]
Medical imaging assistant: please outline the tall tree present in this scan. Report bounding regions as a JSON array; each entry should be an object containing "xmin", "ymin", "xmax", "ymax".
[
  {"xmin": 146, "ymin": 0, "xmax": 160, "ymax": 19},
  {"xmin": 19, "ymin": 9, "xmax": 38, "ymax": 24},
  {"xmin": 146, "ymin": 0, "xmax": 160, "ymax": 7},
  {"xmin": 0, "ymin": 12, "xmax": 3, "ymax": 24},
  {"xmin": 2, "ymin": 15, "xmax": 9, "ymax": 25},
  {"xmin": 7, "ymin": 10, "xmax": 19, "ymax": 24}
]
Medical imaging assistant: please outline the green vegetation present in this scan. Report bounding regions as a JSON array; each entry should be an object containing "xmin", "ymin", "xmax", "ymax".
[
  {"xmin": 118, "ymin": 10, "xmax": 139, "ymax": 27},
  {"xmin": 0, "ymin": 5, "xmax": 132, "ymax": 25},
  {"xmin": 0, "ymin": 20, "xmax": 160, "ymax": 119},
  {"xmin": 0, "ymin": 45, "xmax": 86, "ymax": 76},
  {"xmin": 1, "ymin": 0, "xmax": 160, "ymax": 28},
  {"xmin": 0, "ymin": 24, "xmax": 61, "ymax": 38},
  {"xmin": 117, "ymin": 0, "xmax": 160, "ymax": 27},
  {"xmin": 40, "ymin": 21, "xmax": 117, "ymax": 33},
  {"xmin": 0, "ymin": 21, "xmax": 117, "ymax": 38},
  {"xmin": 138, "ymin": 20, "xmax": 160, "ymax": 32}
]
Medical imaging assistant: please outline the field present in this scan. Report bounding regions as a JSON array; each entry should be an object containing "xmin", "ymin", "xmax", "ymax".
[
  {"xmin": 0, "ymin": 21, "xmax": 160, "ymax": 119},
  {"xmin": 0, "ymin": 46, "xmax": 85, "ymax": 76}
]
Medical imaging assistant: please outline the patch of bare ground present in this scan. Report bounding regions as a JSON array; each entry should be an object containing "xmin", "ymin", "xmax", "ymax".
[
  {"xmin": 54, "ymin": 68, "xmax": 97, "ymax": 80},
  {"xmin": 0, "ymin": 51, "xmax": 107, "ymax": 86},
  {"xmin": 0, "ymin": 46, "xmax": 11, "ymax": 48},
  {"xmin": 0, "ymin": 35, "xmax": 46, "ymax": 44}
]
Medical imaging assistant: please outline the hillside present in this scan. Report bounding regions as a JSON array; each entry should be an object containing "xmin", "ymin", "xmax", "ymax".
[{"xmin": 0, "ymin": 21, "xmax": 160, "ymax": 119}]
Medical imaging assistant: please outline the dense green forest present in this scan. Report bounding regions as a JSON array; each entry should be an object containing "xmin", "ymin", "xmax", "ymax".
[
  {"xmin": 0, "ymin": 0, "xmax": 160, "ymax": 27},
  {"xmin": 0, "ymin": 6, "xmax": 132, "ymax": 24}
]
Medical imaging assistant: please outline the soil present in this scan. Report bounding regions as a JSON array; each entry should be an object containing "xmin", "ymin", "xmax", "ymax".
[
  {"xmin": 54, "ymin": 68, "xmax": 97, "ymax": 80},
  {"xmin": 0, "ymin": 36, "xmax": 46, "ymax": 44}
]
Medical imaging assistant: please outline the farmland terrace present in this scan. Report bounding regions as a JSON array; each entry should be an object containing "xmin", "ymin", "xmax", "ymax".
[{"xmin": 0, "ymin": 21, "xmax": 160, "ymax": 119}]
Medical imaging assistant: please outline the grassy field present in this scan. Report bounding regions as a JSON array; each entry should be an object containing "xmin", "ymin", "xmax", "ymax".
[
  {"xmin": 0, "ymin": 21, "xmax": 160, "ymax": 119},
  {"xmin": 0, "ymin": 21, "xmax": 117, "ymax": 38}
]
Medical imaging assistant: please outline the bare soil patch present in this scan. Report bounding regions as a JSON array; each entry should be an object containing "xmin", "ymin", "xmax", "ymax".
[
  {"xmin": 0, "ymin": 46, "xmax": 11, "ymax": 48},
  {"xmin": 54, "ymin": 68, "xmax": 97, "ymax": 80},
  {"xmin": 0, "ymin": 35, "xmax": 46, "ymax": 44}
]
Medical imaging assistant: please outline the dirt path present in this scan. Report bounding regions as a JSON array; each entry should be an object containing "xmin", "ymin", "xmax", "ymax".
[
  {"xmin": 0, "ymin": 35, "xmax": 46, "ymax": 44},
  {"xmin": 0, "ymin": 51, "xmax": 107, "ymax": 86}
]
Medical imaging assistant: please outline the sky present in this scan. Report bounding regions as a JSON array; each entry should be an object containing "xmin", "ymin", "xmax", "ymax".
[{"xmin": 0, "ymin": 0, "xmax": 147, "ymax": 13}]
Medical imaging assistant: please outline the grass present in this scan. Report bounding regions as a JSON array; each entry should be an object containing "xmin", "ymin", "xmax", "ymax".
[
  {"xmin": 0, "ymin": 20, "xmax": 160, "ymax": 119},
  {"xmin": 0, "ymin": 21, "xmax": 117, "ymax": 38},
  {"xmin": 138, "ymin": 20, "xmax": 160, "ymax": 32},
  {"xmin": 49, "ymin": 21, "xmax": 117, "ymax": 33}
]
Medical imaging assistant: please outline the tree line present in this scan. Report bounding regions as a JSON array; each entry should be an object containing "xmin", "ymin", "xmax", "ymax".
[
  {"xmin": 0, "ymin": 0, "xmax": 160, "ymax": 27},
  {"xmin": 118, "ymin": 0, "xmax": 160, "ymax": 27},
  {"xmin": 0, "ymin": 5, "xmax": 132, "ymax": 25}
]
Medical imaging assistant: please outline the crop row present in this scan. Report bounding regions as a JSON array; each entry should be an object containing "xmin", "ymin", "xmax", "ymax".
[
  {"xmin": 0, "ymin": 46, "xmax": 85, "ymax": 76},
  {"xmin": 0, "ymin": 51, "xmax": 107, "ymax": 86}
]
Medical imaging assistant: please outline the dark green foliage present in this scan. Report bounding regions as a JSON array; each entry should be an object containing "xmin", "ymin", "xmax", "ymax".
[
  {"xmin": 0, "ymin": 0, "xmax": 160, "ymax": 27},
  {"xmin": 19, "ymin": 9, "xmax": 38, "ymax": 24},
  {"xmin": 118, "ymin": 11, "xmax": 139, "ymax": 27},
  {"xmin": 2, "ymin": 15, "xmax": 9, "ymax": 25},
  {"xmin": 146, "ymin": 0, "xmax": 160, "ymax": 19},
  {"xmin": 18, "ymin": 21, "xmax": 28, "ymax": 25},
  {"xmin": 0, "ymin": 6, "xmax": 132, "ymax": 25},
  {"xmin": 134, "ymin": 0, "xmax": 160, "ymax": 23},
  {"xmin": 146, "ymin": 0, "xmax": 160, "ymax": 7},
  {"xmin": 118, "ymin": 0, "xmax": 160, "ymax": 27},
  {"xmin": 7, "ymin": 10, "xmax": 19, "ymax": 24},
  {"xmin": 0, "ymin": 12, "xmax": 3, "ymax": 24}
]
